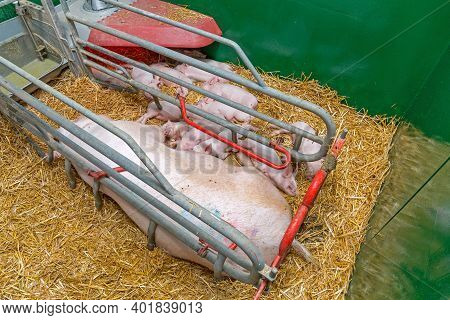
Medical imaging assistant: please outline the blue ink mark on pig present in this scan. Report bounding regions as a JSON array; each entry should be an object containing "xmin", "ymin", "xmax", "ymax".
[{"xmin": 211, "ymin": 208, "xmax": 221, "ymax": 218}]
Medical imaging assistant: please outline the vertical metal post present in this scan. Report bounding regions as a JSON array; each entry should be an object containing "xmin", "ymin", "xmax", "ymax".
[
  {"xmin": 15, "ymin": 2, "xmax": 46, "ymax": 61},
  {"xmin": 147, "ymin": 220, "xmax": 157, "ymax": 250},
  {"xmin": 39, "ymin": 0, "xmax": 85, "ymax": 76},
  {"xmin": 92, "ymin": 180, "xmax": 103, "ymax": 209},
  {"xmin": 64, "ymin": 158, "xmax": 77, "ymax": 189}
]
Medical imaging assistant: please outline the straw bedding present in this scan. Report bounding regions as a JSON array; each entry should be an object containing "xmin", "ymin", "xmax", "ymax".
[{"xmin": 0, "ymin": 66, "xmax": 397, "ymax": 299}]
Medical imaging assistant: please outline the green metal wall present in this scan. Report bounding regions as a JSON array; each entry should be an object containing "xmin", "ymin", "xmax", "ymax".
[
  {"xmin": 168, "ymin": 0, "xmax": 449, "ymax": 141},
  {"xmin": 347, "ymin": 127, "xmax": 449, "ymax": 299},
  {"xmin": 0, "ymin": 0, "xmax": 60, "ymax": 21}
]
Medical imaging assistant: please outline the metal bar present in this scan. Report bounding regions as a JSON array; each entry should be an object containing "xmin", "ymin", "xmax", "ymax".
[
  {"xmin": 39, "ymin": 0, "xmax": 84, "ymax": 76},
  {"xmin": 2, "ymin": 96, "xmax": 258, "ymax": 283},
  {"xmin": 293, "ymin": 134, "xmax": 303, "ymax": 151},
  {"xmin": 0, "ymin": 0, "xmax": 16, "ymax": 9},
  {"xmin": 84, "ymin": 58, "xmax": 322, "ymax": 163},
  {"xmin": 253, "ymin": 130, "xmax": 348, "ymax": 299},
  {"xmin": 147, "ymin": 220, "xmax": 157, "ymax": 250},
  {"xmin": 0, "ymin": 55, "xmax": 174, "ymax": 193},
  {"xmin": 80, "ymin": 49, "xmax": 132, "ymax": 79},
  {"xmin": 99, "ymin": 0, "xmax": 266, "ymax": 87},
  {"xmin": 77, "ymin": 39, "xmax": 324, "ymax": 148},
  {"xmin": 80, "ymin": 48, "xmax": 137, "ymax": 92},
  {"xmin": 0, "ymin": 75, "xmax": 266, "ymax": 279},
  {"xmin": 66, "ymin": 14, "xmax": 336, "ymax": 153},
  {"xmin": 15, "ymin": 2, "xmax": 46, "ymax": 61},
  {"xmin": 64, "ymin": 158, "xmax": 77, "ymax": 189},
  {"xmin": 178, "ymin": 95, "xmax": 292, "ymax": 170}
]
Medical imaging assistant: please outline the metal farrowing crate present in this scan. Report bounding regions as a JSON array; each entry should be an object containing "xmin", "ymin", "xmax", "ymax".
[{"xmin": 0, "ymin": 0, "xmax": 346, "ymax": 298}]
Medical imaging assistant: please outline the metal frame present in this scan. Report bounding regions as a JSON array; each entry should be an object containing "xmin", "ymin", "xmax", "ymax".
[
  {"xmin": 55, "ymin": 0, "xmax": 336, "ymax": 163},
  {"xmin": 0, "ymin": 0, "xmax": 338, "ymax": 290},
  {"xmin": 0, "ymin": 61, "xmax": 270, "ymax": 285}
]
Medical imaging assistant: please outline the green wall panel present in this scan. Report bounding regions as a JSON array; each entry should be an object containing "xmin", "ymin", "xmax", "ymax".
[
  {"xmin": 406, "ymin": 48, "xmax": 450, "ymax": 141},
  {"xmin": 0, "ymin": 0, "xmax": 60, "ymax": 22},
  {"xmin": 348, "ymin": 159, "xmax": 449, "ymax": 299},
  {"xmin": 347, "ymin": 126, "xmax": 450, "ymax": 299},
  {"xmin": 169, "ymin": 0, "xmax": 449, "ymax": 140}
]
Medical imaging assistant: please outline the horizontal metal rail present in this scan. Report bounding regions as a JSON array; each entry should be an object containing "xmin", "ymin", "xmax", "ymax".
[
  {"xmin": 78, "ymin": 40, "xmax": 326, "ymax": 162},
  {"xmin": 64, "ymin": 12, "xmax": 336, "ymax": 161},
  {"xmin": 77, "ymin": 40, "xmax": 326, "ymax": 141},
  {"xmin": 0, "ymin": 63, "xmax": 268, "ymax": 284},
  {"xmin": 85, "ymin": 60, "xmax": 295, "ymax": 162},
  {"xmin": 0, "ymin": 55, "xmax": 174, "ymax": 194},
  {"xmin": 97, "ymin": 0, "xmax": 267, "ymax": 88},
  {"xmin": 0, "ymin": 91, "xmax": 261, "ymax": 284},
  {"xmin": 80, "ymin": 48, "xmax": 132, "ymax": 80}
]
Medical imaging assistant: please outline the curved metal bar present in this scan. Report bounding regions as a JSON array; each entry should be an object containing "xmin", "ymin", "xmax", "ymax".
[
  {"xmin": 77, "ymin": 39, "xmax": 323, "ymax": 146},
  {"xmin": 178, "ymin": 95, "xmax": 292, "ymax": 170},
  {"xmin": 80, "ymin": 49, "xmax": 132, "ymax": 80},
  {"xmin": 65, "ymin": 14, "xmax": 336, "ymax": 158},
  {"xmin": 84, "ymin": 58, "xmax": 323, "ymax": 163},
  {"xmin": 0, "ymin": 75, "xmax": 267, "ymax": 277},
  {"xmin": 97, "ymin": 0, "xmax": 267, "ymax": 87},
  {"xmin": 1, "ymin": 94, "xmax": 261, "ymax": 284}
]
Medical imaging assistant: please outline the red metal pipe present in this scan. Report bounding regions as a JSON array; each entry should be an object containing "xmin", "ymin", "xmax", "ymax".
[
  {"xmin": 178, "ymin": 96, "xmax": 291, "ymax": 170},
  {"xmin": 254, "ymin": 130, "xmax": 347, "ymax": 300},
  {"xmin": 88, "ymin": 166, "xmax": 126, "ymax": 180}
]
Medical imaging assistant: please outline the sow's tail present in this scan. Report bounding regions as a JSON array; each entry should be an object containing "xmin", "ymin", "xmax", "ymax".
[{"xmin": 292, "ymin": 239, "xmax": 318, "ymax": 265}]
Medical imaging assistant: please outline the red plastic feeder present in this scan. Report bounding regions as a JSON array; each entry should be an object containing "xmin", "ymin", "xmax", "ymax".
[{"xmin": 87, "ymin": 0, "xmax": 222, "ymax": 64}]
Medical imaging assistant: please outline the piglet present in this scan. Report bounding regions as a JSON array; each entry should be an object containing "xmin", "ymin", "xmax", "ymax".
[
  {"xmin": 202, "ymin": 79, "xmax": 258, "ymax": 110},
  {"xmin": 197, "ymin": 98, "xmax": 252, "ymax": 123},
  {"xmin": 161, "ymin": 121, "xmax": 190, "ymax": 148},
  {"xmin": 175, "ymin": 59, "xmax": 233, "ymax": 83},
  {"xmin": 138, "ymin": 100, "xmax": 199, "ymax": 123},
  {"xmin": 271, "ymin": 121, "xmax": 323, "ymax": 180},
  {"xmin": 200, "ymin": 59, "xmax": 234, "ymax": 72},
  {"xmin": 176, "ymin": 119, "xmax": 224, "ymax": 151},
  {"xmin": 150, "ymin": 63, "xmax": 192, "ymax": 97},
  {"xmin": 130, "ymin": 66, "xmax": 161, "ymax": 100},
  {"xmin": 193, "ymin": 124, "xmax": 259, "ymax": 160},
  {"xmin": 236, "ymin": 139, "xmax": 298, "ymax": 196}
]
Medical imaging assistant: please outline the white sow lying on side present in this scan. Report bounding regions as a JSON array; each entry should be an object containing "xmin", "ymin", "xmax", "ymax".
[{"xmin": 57, "ymin": 117, "xmax": 298, "ymax": 271}]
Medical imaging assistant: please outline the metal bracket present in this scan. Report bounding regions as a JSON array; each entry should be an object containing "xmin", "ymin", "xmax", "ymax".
[
  {"xmin": 92, "ymin": 180, "xmax": 103, "ymax": 210},
  {"xmin": 258, "ymin": 265, "xmax": 278, "ymax": 282},
  {"xmin": 147, "ymin": 219, "xmax": 157, "ymax": 250},
  {"xmin": 322, "ymin": 154, "xmax": 337, "ymax": 172},
  {"xmin": 64, "ymin": 158, "xmax": 77, "ymax": 189},
  {"xmin": 46, "ymin": 145, "xmax": 54, "ymax": 163}
]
